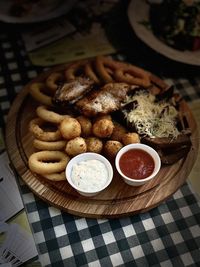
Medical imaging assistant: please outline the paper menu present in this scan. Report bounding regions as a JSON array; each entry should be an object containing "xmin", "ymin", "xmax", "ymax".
[
  {"xmin": 21, "ymin": 0, "xmax": 122, "ymax": 66},
  {"xmin": 0, "ymin": 152, "xmax": 24, "ymax": 222},
  {"xmin": 0, "ymin": 151, "xmax": 40, "ymax": 266},
  {"xmin": 0, "ymin": 222, "xmax": 38, "ymax": 266},
  {"xmin": 22, "ymin": 17, "xmax": 76, "ymax": 52}
]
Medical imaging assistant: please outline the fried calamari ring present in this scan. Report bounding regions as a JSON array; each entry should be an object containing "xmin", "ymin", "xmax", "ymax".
[
  {"xmin": 29, "ymin": 118, "xmax": 62, "ymax": 141},
  {"xmin": 65, "ymin": 60, "xmax": 88, "ymax": 81},
  {"xmin": 84, "ymin": 61, "xmax": 100, "ymax": 84},
  {"xmin": 28, "ymin": 151, "xmax": 69, "ymax": 175},
  {"xmin": 36, "ymin": 105, "xmax": 70, "ymax": 124},
  {"xmin": 29, "ymin": 82, "xmax": 53, "ymax": 106},
  {"xmin": 95, "ymin": 56, "xmax": 125, "ymax": 83},
  {"xmin": 114, "ymin": 64, "xmax": 151, "ymax": 88},
  {"xmin": 42, "ymin": 171, "xmax": 66, "ymax": 181},
  {"xmin": 33, "ymin": 139, "xmax": 67, "ymax": 151},
  {"xmin": 46, "ymin": 72, "xmax": 64, "ymax": 92}
]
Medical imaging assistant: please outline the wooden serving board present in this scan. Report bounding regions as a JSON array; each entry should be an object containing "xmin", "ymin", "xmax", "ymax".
[{"xmin": 5, "ymin": 66, "xmax": 199, "ymax": 218}]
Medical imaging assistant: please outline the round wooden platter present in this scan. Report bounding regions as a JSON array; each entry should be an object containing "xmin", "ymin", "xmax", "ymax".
[{"xmin": 5, "ymin": 65, "xmax": 199, "ymax": 219}]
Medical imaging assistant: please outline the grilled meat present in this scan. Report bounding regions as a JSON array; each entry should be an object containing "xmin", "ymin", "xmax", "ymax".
[
  {"xmin": 143, "ymin": 134, "xmax": 192, "ymax": 165},
  {"xmin": 53, "ymin": 77, "xmax": 94, "ymax": 107},
  {"xmin": 156, "ymin": 145, "xmax": 192, "ymax": 165},
  {"xmin": 143, "ymin": 134, "xmax": 191, "ymax": 150},
  {"xmin": 117, "ymin": 87, "xmax": 192, "ymax": 165},
  {"xmin": 75, "ymin": 83, "xmax": 138, "ymax": 117}
]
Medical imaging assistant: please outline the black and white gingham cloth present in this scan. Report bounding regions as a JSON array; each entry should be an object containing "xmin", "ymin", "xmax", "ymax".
[{"xmin": 1, "ymin": 30, "xmax": 200, "ymax": 267}]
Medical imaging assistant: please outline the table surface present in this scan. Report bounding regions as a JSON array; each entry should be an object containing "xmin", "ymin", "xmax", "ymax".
[{"xmin": 1, "ymin": 1, "xmax": 200, "ymax": 266}]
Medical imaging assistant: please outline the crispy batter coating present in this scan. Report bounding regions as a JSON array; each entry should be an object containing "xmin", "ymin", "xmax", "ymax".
[
  {"xmin": 104, "ymin": 140, "xmax": 123, "ymax": 158},
  {"xmin": 60, "ymin": 117, "xmax": 81, "ymax": 140},
  {"xmin": 122, "ymin": 132, "xmax": 140, "ymax": 145},
  {"xmin": 65, "ymin": 137, "xmax": 87, "ymax": 156},
  {"xmin": 86, "ymin": 137, "xmax": 103, "ymax": 154},
  {"xmin": 92, "ymin": 118, "xmax": 114, "ymax": 138}
]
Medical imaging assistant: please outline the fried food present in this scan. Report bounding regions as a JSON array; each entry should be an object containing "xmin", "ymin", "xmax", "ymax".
[
  {"xmin": 94, "ymin": 56, "xmax": 125, "ymax": 83},
  {"xmin": 53, "ymin": 77, "xmax": 94, "ymax": 106},
  {"xmin": 29, "ymin": 82, "xmax": 53, "ymax": 106},
  {"xmin": 111, "ymin": 122, "xmax": 127, "ymax": 142},
  {"xmin": 42, "ymin": 172, "xmax": 66, "ymax": 181},
  {"xmin": 92, "ymin": 118, "xmax": 114, "ymax": 138},
  {"xmin": 65, "ymin": 60, "xmax": 88, "ymax": 81},
  {"xmin": 46, "ymin": 72, "xmax": 64, "ymax": 92},
  {"xmin": 36, "ymin": 105, "xmax": 70, "ymax": 124},
  {"xmin": 76, "ymin": 83, "xmax": 138, "ymax": 117},
  {"xmin": 59, "ymin": 117, "xmax": 81, "ymax": 140},
  {"xmin": 27, "ymin": 55, "xmax": 191, "ymax": 180},
  {"xmin": 114, "ymin": 64, "xmax": 151, "ymax": 88},
  {"xmin": 122, "ymin": 132, "xmax": 140, "ymax": 145},
  {"xmin": 28, "ymin": 151, "xmax": 69, "ymax": 175},
  {"xmin": 76, "ymin": 116, "xmax": 92, "ymax": 137},
  {"xmin": 33, "ymin": 139, "xmax": 66, "ymax": 151},
  {"xmin": 29, "ymin": 118, "xmax": 62, "ymax": 141},
  {"xmin": 94, "ymin": 114, "xmax": 112, "ymax": 122},
  {"xmin": 85, "ymin": 137, "xmax": 103, "ymax": 153},
  {"xmin": 104, "ymin": 140, "xmax": 123, "ymax": 158},
  {"xmin": 85, "ymin": 61, "xmax": 100, "ymax": 84},
  {"xmin": 65, "ymin": 137, "xmax": 87, "ymax": 156}
]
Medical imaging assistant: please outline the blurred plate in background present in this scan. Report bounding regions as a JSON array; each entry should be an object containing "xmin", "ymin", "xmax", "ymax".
[
  {"xmin": 0, "ymin": 0, "xmax": 76, "ymax": 24},
  {"xmin": 128, "ymin": 0, "xmax": 200, "ymax": 66}
]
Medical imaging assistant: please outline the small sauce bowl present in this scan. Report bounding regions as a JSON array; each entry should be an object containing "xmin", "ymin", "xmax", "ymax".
[
  {"xmin": 65, "ymin": 152, "xmax": 113, "ymax": 197},
  {"xmin": 115, "ymin": 143, "xmax": 161, "ymax": 187}
]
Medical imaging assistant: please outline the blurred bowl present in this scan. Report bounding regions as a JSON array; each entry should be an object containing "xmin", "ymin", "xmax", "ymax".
[
  {"xmin": 65, "ymin": 152, "xmax": 113, "ymax": 197},
  {"xmin": 115, "ymin": 143, "xmax": 161, "ymax": 187}
]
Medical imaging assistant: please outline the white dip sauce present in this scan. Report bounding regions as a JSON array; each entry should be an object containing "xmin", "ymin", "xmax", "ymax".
[{"xmin": 71, "ymin": 159, "xmax": 108, "ymax": 191}]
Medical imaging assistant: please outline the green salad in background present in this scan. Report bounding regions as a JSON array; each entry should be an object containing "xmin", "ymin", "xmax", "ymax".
[{"xmin": 148, "ymin": 0, "xmax": 200, "ymax": 51}]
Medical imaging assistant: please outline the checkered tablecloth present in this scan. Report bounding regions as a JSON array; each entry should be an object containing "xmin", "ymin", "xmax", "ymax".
[{"xmin": 1, "ymin": 27, "xmax": 200, "ymax": 267}]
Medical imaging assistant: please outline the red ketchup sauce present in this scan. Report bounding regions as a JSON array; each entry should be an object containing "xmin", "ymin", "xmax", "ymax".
[{"xmin": 119, "ymin": 149, "xmax": 155, "ymax": 180}]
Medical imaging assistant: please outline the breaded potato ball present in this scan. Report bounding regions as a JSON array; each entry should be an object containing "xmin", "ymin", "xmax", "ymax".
[
  {"xmin": 92, "ymin": 118, "xmax": 114, "ymax": 138},
  {"xmin": 104, "ymin": 140, "xmax": 123, "ymax": 158},
  {"xmin": 94, "ymin": 114, "xmax": 112, "ymax": 122},
  {"xmin": 122, "ymin": 132, "xmax": 140, "ymax": 145},
  {"xmin": 111, "ymin": 122, "xmax": 127, "ymax": 142},
  {"xmin": 65, "ymin": 137, "xmax": 87, "ymax": 156},
  {"xmin": 76, "ymin": 115, "xmax": 92, "ymax": 137},
  {"xmin": 59, "ymin": 117, "xmax": 81, "ymax": 140},
  {"xmin": 86, "ymin": 137, "xmax": 103, "ymax": 153}
]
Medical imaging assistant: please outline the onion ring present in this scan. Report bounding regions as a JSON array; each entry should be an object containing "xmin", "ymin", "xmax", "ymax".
[
  {"xmin": 65, "ymin": 60, "xmax": 88, "ymax": 81},
  {"xmin": 94, "ymin": 56, "xmax": 125, "ymax": 83},
  {"xmin": 84, "ymin": 61, "xmax": 100, "ymax": 84},
  {"xmin": 29, "ymin": 118, "xmax": 62, "ymax": 141},
  {"xmin": 42, "ymin": 171, "xmax": 66, "ymax": 181},
  {"xmin": 46, "ymin": 72, "xmax": 64, "ymax": 92},
  {"xmin": 33, "ymin": 139, "xmax": 67, "ymax": 151},
  {"xmin": 28, "ymin": 151, "xmax": 69, "ymax": 175},
  {"xmin": 36, "ymin": 105, "xmax": 70, "ymax": 124},
  {"xmin": 29, "ymin": 82, "xmax": 53, "ymax": 106},
  {"xmin": 114, "ymin": 65, "xmax": 151, "ymax": 88}
]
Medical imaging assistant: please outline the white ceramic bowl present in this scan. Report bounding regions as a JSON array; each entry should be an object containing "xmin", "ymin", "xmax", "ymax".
[
  {"xmin": 65, "ymin": 152, "xmax": 113, "ymax": 197},
  {"xmin": 115, "ymin": 143, "xmax": 161, "ymax": 187}
]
